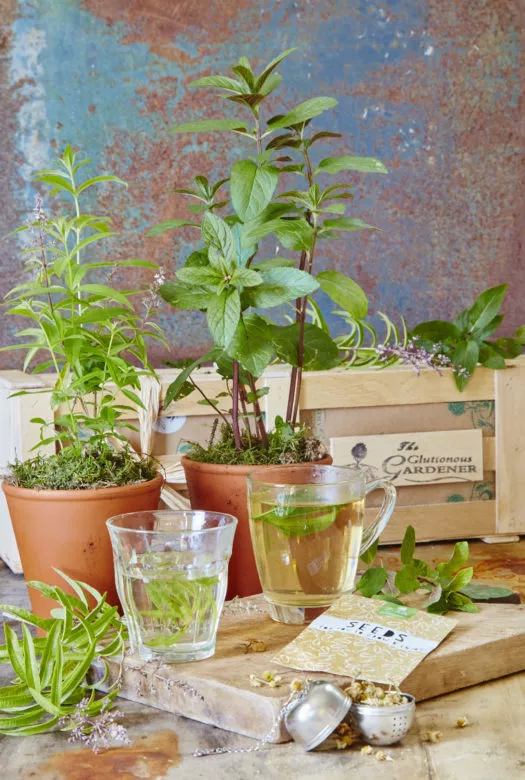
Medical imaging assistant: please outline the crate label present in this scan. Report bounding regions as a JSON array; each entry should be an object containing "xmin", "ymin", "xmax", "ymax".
[{"xmin": 330, "ymin": 429, "xmax": 483, "ymax": 487}]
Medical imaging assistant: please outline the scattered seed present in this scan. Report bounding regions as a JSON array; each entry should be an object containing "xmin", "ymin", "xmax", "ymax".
[
  {"xmin": 423, "ymin": 730, "xmax": 442, "ymax": 743},
  {"xmin": 456, "ymin": 716, "xmax": 470, "ymax": 728},
  {"xmin": 361, "ymin": 744, "xmax": 374, "ymax": 756}
]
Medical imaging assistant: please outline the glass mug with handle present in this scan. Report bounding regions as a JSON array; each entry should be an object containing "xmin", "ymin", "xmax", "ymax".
[{"xmin": 247, "ymin": 464, "xmax": 396, "ymax": 624}]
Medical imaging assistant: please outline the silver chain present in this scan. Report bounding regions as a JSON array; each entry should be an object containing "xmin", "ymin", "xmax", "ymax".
[{"xmin": 192, "ymin": 683, "xmax": 313, "ymax": 757}]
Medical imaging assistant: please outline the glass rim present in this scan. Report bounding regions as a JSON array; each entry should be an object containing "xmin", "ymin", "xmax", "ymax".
[
  {"xmin": 106, "ymin": 509, "xmax": 238, "ymax": 535},
  {"xmin": 246, "ymin": 463, "xmax": 366, "ymax": 488}
]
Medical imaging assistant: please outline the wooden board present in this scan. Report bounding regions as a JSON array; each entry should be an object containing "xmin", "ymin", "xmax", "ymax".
[{"xmin": 103, "ymin": 599, "xmax": 525, "ymax": 743}]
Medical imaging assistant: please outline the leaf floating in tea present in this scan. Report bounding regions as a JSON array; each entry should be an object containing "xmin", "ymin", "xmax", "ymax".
[{"xmin": 252, "ymin": 502, "xmax": 345, "ymax": 537}]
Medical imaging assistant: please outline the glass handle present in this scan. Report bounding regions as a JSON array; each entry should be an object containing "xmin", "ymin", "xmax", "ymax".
[{"xmin": 360, "ymin": 479, "xmax": 397, "ymax": 555}]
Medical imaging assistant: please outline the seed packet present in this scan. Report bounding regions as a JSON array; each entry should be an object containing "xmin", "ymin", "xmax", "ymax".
[{"xmin": 273, "ymin": 594, "xmax": 457, "ymax": 685}]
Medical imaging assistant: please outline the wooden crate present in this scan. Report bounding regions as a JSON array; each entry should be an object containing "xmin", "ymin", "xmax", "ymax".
[{"xmin": 1, "ymin": 358, "xmax": 524, "ymax": 570}]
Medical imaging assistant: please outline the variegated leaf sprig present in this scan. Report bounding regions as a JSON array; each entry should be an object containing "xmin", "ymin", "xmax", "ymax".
[{"xmin": 0, "ymin": 570, "xmax": 126, "ymax": 738}]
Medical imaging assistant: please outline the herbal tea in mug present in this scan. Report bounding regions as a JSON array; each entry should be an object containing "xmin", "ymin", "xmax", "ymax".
[{"xmin": 247, "ymin": 465, "xmax": 396, "ymax": 624}]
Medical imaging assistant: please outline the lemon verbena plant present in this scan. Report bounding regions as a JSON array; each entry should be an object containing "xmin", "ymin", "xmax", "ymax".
[{"xmin": 2, "ymin": 146, "xmax": 164, "ymax": 488}]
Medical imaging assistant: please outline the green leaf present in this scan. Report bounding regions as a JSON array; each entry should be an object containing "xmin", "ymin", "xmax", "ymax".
[
  {"xmin": 226, "ymin": 313, "xmax": 274, "ymax": 377},
  {"xmin": 75, "ymin": 174, "xmax": 126, "ymax": 195},
  {"xmin": 202, "ymin": 212, "xmax": 236, "ymax": 266},
  {"xmin": 468, "ymin": 284, "xmax": 508, "ymax": 337},
  {"xmin": 317, "ymin": 270, "xmax": 368, "ymax": 318},
  {"xmin": 446, "ymin": 592, "xmax": 479, "ymax": 613},
  {"xmin": 4, "ymin": 625, "xmax": 25, "ymax": 681},
  {"xmin": 317, "ymin": 155, "xmax": 388, "ymax": 175},
  {"xmin": 394, "ymin": 564, "xmax": 420, "ymax": 594},
  {"xmin": 247, "ymin": 267, "xmax": 319, "ymax": 308},
  {"xmin": 400, "ymin": 525, "xmax": 416, "ymax": 565},
  {"xmin": 489, "ymin": 337, "xmax": 522, "ymax": 360},
  {"xmin": 176, "ymin": 266, "xmax": 222, "ymax": 286},
  {"xmin": 356, "ymin": 567, "xmax": 388, "ymax": 597},
  {"xmin": 146, "ymin": 219, "xmax": 200, "ymax": 237},
  {"xmin": 252, "ymin": 257, "xmax": 296, "ymax": 271},
  {"xmin": 22, "ymin": 625, "xmax": 40, "ymax": 692},
  {"xmin": 360, "ymin": 539, "xmax": 379, "ymax": 565},
  {"xmin": 253, "ymin": 502, "xmax": 343, "ymax": 537},
  {"xmin": 159, "ymin": 281, "xmax": 209, "ymax": 310},
  {"xmin": 452, "ymin": 340, "xmax": 479, "ymax": 390},
  {"xmin": 322, "ymin": 217, "xmax": 378, "ymax": 233},
  {"xmin": 231, "ymin": 268, "xmax": 262, "ymax": 288},
  {"xmin": 170, "ymin": 118, "xmax": 248, "ymax": 134},
  {"xmin": 275, "ymin": 219, "xmax": 314, "ymax": 251},
  {"xmin": 255, "ymin": 47, "xmax": 298, "ymax": 91},
  {"xmin": 516, "ymin": 325, "xmax": 525, "ymax": 344},
  {"xmin": 459, "ymin": 584, "xmax": 516, "ymax": 601},
  {"xmin": 230, "ymin": 160, "xmax": 279, "ymax": 222},
  {"xmin": 446, "ymin": 566, "xmax": 474, "ymax": 593},
  {"xmin": 32, "ymin": 173, "xmax": 75, "ymax": 196},
  {"xmin": 259, "ymin": 72, "xmax": 283, "ymax": 97},
  {"xmin": 438, "ymin": 541, "xmax": 469, "ymax": 578},
  {"xmin": 271, "ymin": 322, "xmax": 340, "ymax": 370},
  {"xmin": 412, "ymin": 320, "xmax": 461, "ymax": 342},
  {"xmin": 38, "ymin": 621, "xmax": 62, "ymax": 688},
  {"xmin": 207, "ymin": 288, "xmax": 241, "ymax": 347},
  {"xmin": 189, "ymin": 75, "xmax": 244, "ymax": 92},
  {"xmin": 267, "ymin": 97, "xmax": 338, "ymax": 131}
]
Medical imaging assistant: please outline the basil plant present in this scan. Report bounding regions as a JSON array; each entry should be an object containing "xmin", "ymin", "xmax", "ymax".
[{"xmin": 150, "ymin": 48, "xmax": 387, "ymax": 455}]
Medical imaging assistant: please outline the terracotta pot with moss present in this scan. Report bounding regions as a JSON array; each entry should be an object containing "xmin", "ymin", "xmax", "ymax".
[
  {"xmin": 1, "ymin": 147, "xmax": 165, "ymax": 617},
  {"xmin": 181, "ymin": 427, "xmax": 332, "ymax": 599}
]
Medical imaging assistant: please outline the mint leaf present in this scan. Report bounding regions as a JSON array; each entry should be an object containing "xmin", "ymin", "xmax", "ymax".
[
  {"xmin": 394, "ymin": 564, "xmax": 420, "ymax": 594},
  {"xmin": 460, "ymin": 584, "xmax": 516, "ymax": 601},
  {"xmin": 252, "ymin": 503, "xmax": 342, "ymax": 538},
  {"xmin": 400, "ymin": 525, "xmax": 416, "ymax": 565},
  {"xmin": 355, "ymin": 567, "xmax": 388, "ymax": 597}
]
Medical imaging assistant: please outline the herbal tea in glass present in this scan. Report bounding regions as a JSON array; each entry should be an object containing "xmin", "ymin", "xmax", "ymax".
[
  {"xmin": 247, "ymin": 465, "xmax": 396, "ymax": 624},
  {"xmin": 107, "ymin": 510, "xmax": 237, "ymax": 662}
]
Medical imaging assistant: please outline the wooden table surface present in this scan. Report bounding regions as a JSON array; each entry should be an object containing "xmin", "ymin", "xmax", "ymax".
[{"xmin": 1, "ymin": 539, "xmax": 525, "ymax": 779}]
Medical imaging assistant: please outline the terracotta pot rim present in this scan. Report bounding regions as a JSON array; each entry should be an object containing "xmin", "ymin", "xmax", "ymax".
[
  {"xmin": 181, "ymin": 455, "xmax": 332, "ymax": 476},
  {"xmin": 2, "ymin": 472, "xmax": 164, "ymax": 501}
]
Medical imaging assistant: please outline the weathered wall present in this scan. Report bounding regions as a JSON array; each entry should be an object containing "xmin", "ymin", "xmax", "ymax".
[{"xmin": 0, "ymin": 0, "xmax": 523, "ymax": 366}]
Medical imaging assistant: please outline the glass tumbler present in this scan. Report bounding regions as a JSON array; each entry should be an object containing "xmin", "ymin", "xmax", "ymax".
[
  {"xmin": 247, "ymin": 464, "xmax": 396, "ymax": 624},
  {"xmin": 107, "ymin": 510, "xmax": 237, "ymax": 662}
]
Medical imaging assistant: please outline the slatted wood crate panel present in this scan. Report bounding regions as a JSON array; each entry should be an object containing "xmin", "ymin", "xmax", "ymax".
[{"xmin": 1, "ymin": 358, "xmax": 524, "ymax": 570}]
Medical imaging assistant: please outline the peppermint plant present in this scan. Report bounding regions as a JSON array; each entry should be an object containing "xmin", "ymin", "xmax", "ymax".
[
  {"xmin": 3, "ymin": 146, "xmax": 165, "ymax": 451},
  {"xmin": 150, "ymin": 48, "xmax": 387, "ymax": 455}
]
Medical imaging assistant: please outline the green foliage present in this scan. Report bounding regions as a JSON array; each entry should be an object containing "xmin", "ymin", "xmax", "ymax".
[
  {"xmin": 3, "ymin": 146, "xmax": 165, "ymax": 453},
  {"xmin": 151, "ymin": 47, "xmax": 387, "ymax": 454},
  {"xmin": 356, "ymin": 525, "xmax": 479, "ymax": 615},
  {"xmin": 0, "ymin": 571, "xmax": 126, "ymax": 736},
  {"xmin": 5, "ymin": 442, "xmax": 157, "ymax": 490},
  {"xmin": 412, "ymin": 285, "xmax": 524, "ymax": 391}
]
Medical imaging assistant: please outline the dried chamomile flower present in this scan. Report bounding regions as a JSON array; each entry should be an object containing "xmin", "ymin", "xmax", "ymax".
[
  {"xmin": 456, "ymin": 716, "xmax": 470, "ymax": 728},
  {"xmin": 375, "ymin": 750, "xmax": 393, "ymax": 761},
  {"xmin": 241, "ymin": 638, "xmax": 268, "ymax": 653},
  {"xmin": 333, "ymin": 723, "xmax": 358, "ymax": 750},
  {"xmin": 262, "ymin": 671, "xmax": 282, "ymax": 687},
  {"xmin": 290, "ymin": 678, "xmax": 304, "ymax": 692},
  {"xmin": 343, "ymin": 681, "xmax": 364, "ymax": 700},
  {"xmin": 423, "ymin": 730, "xmax": 442, "ymax": 743},
  {"xmin": 361, "ymin": 745, "xmax": 374, "ymax": 756},
  {"xmin": 249, "ymin": 671, "xmax": 282, "ymax": 688}
]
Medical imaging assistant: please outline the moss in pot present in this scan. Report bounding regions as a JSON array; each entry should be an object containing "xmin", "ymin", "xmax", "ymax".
[{"xmin": 1, "ymin": 146, "xmax": 165, "ymax": 617}]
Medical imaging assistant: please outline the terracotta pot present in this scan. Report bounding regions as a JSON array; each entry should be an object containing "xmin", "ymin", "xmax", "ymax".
[
  {"xmin": 181, "ymin": 456, "xmax": 332, "ymax": 599},
  {"xmin": 2, "ymin": 474, "xmax": 163, "ymax": 619}
]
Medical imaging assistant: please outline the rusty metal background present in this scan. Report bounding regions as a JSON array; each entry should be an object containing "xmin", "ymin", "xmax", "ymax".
[{"xmin": 0, "ymin": 0, "xmax": 523, "ymax": 367}]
